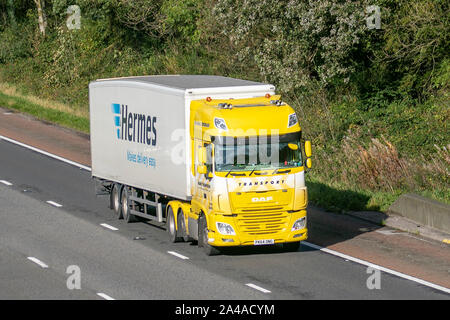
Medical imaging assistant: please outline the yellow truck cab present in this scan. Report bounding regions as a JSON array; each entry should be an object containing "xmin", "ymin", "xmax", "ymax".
[
  {"xmin": 174, "ymin": 95, "xmax": 311, "ymax": 255},
  {"xmin": 89, "ymin": 75, "xmax": 311, "ymax": 255}
]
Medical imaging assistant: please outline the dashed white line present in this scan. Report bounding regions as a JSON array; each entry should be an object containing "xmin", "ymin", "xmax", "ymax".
[
  {"xmin": 167, "ymin": 251, "xmax": 190, "ymax": 260},
  {"xmin": 0, "ymin": 134, "xmax": 91, "ymax": 171},
  {"xmin": 100, "ymin": 223, "xmax": 118, "ymax": 231},
  {"xmin": 27, "ymin": 257, "xmax": 49, "ymax": 268},
  {"xmin": 46, "ymin": 200, "xmax": 63, "ymax": 208},
  {"xmin": 0, "ymin": 180, "xmax": 13, "ymax": 186},
  {"xmin": 246, "ymin": 283, "xmax": 271, "ymax": 294},
  {"xmin": 302, "ymin": 241, "xmax": 450, "ymax": 294},
  {"xmin": 97, "ymin": 293, "xmax": 115, "ymax": 300}
]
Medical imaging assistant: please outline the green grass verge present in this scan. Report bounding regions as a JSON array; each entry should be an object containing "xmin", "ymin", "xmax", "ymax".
[
  {"xmin": 0, "ymin": 91, "xmax": 89, "ymax": 134},
  {"xmin": 306, "ymin": 173, "xmax": 449, "ymax": 213},
  {"xmin": 306, "ymin": 174, "xmax": 398, "ymax": 213}
]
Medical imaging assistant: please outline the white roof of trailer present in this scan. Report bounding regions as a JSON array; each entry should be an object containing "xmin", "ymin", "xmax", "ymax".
[{"xmin": 92, "ymin": 75, "xmax": 273, "ymax": 91}]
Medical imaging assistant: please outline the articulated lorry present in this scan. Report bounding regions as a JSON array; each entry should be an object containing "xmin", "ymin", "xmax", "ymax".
[{"xmin": 89, "ymin": 75, "xmax": 312, "ymax": 255}]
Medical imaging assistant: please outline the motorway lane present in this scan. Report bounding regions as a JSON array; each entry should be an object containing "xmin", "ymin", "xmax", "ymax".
[
  {"xmin": 0, "ymin": 246, "xmax": 94, "ymax": 299},
  {"xmin": 0, "ymin": 184, "xmax": 268, "ymax": 299},
  {"xmin": 0, "ymin": 139, "xmax": 449, "ymax": 299}
]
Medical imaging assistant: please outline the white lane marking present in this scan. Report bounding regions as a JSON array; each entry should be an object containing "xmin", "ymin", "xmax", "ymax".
[
  {"xmin": 0, "ymin": 180, "xmax": 13, "ymax": 186},
  {"xmin": 167, "ymin": 251, "xmax": 190, "ymax": 260},
  {"xmin": 0, "ymin": 134, "xmax": 91, "ymax": 171},
  {"xmin": 246, "ymin": 283, "xmax": 271, "ymax": 294},
  {"xmin": 302, "ymin": 241, "xmax": 450, "ymax": 294},
  {"xmin": 47, "ymin": 200, "xmax": 63, "ymax": 208},
  {"xmin": 27, "ymin": 257, "xmax": 49, "ymax": 268},
  {"xmin": 376, "ymin": 229, "xmax": 434, "ymax": 244},
  {"xmin": 376, "ymin": 229, "xmax": 404, "ymax": 235},
  {"xmin": 100, "ymin": 223, "xmax": 118, "ymax": 231},
  {"xmin": 97, "ymin": 293, "xmax": 115, "ymax": 300},
  {"xmin": 3, "ymin": 112, "xmax": 12, "ymax": 115}
]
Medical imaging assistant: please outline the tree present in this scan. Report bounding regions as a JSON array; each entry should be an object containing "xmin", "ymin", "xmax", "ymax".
[
  {"xmin": 213, "ymin": 0, "xmax": 371, "ymax": 93},
  {"xmin": 33, "ymin": 0, "xmax": 47, "ymax": 36}
]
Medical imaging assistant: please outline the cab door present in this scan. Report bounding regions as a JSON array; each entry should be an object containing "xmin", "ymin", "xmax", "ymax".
[{"xmin": 189, "ymin": 140, "xmax": 212, "ymax": 238}]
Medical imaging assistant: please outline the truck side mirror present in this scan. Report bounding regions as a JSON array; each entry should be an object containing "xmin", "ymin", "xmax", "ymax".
[
  {"xmin": 305, "ymin": 157, "xmax": 312, "ymax": 169},
  {"xmin": 198, "ymin": 146, "xmax": 207, "ymax": 164},
  {"xmin": 197, "ymin": 165, "xmax": 207, "ymax": 175},
  {"xmin": 304, "ymin": 140, "xmax": 312, "ymax": 158}
]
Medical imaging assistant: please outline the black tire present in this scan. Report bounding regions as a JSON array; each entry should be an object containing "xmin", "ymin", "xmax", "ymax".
[
  {"xmin": 121, "ymin": 186, "xmax": 137, "ymax": 223},
  {"xmin": 198, "ymin": 214, "xmax": 220, "ymax": 256},
  {"xmin": 167, "ymin": 206, "xmax": 182, "ymax": 243},
  {"xmin": 110, "ymin": 183, "xmax": 123, "ymax": 219},
  {"xmin": 283, "ymin": 241, "xmax": 300, "ymax": 252},
  {"xmin": 177, "ymin": 209, "xmax": 189, "ymax": 242}
]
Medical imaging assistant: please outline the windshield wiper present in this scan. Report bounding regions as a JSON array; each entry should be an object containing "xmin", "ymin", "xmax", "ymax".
[
  {"xmin": 226, "ymin": 170, "xmax": 246, "ymax": 177},
  {"xmin": 230, "ymin": 172, "xmax": 246, "ymax": 176},
  {"xmin": 253, "ymin": 171, "xmax": 268, "ymax": 176},
  {"xmin": 272, "ymin": 168, "xmax": 291, "ymax": 175},
  {"xmin": 250, "ymin": 166, "xmax": 270, "ymax": 176},
  {"xmin": 225, "ymin": 165, "xmax": 247, "ymax": 177}
]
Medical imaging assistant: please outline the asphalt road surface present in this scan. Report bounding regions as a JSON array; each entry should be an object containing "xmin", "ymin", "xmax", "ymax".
[{"xmin": 0, "ymin": 138, "xmax": 449, "ymax": 300}]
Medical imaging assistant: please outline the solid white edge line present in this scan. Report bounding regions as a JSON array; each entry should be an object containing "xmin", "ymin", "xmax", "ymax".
[
  {"xmin": 0, "ymin": 134, "xmax": 91, "ymax": 171},
  {"xmin": 46, "ymin": 200, "xmax": 63, "ymax": 208},
  {"xmin": 97, "ymin": 293, "xmax": 115, "ymax": 300},
  {"xmin": 302, "ymin": 241, "xmax": 450, "ymax": 294},
  {"xmin": 167, "ymin": 251, "xmax": 190, "ymax": 260},
  {"xmin": 0, "ymin": 180, "xmax": 12, "ymax": 186},
  {"xmin": 246, "ymin": 283, "xmax": 271, "ymax": 294},
  {"xmin": 100, "ymin": 223, "xmax": 118, "ymax": 231},
  {"xmin": 27, "ymin": 257, "xmax": 49, "ymax": 268},
  {"xmin": 2, "ymin": 133, "xmax": 448, "ymax": 295}
]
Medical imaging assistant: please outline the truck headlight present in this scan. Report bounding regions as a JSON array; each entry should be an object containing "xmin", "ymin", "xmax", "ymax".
[
  {"xmin": 216, "ymin": 222, "xmax": 235, "ymax": 235},
  {"xmin": 291, "ymin": 217, "xmax": 306, "ymax": 231}
]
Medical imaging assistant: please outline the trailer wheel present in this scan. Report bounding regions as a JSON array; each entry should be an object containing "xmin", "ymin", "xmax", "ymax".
[
  {"xmin": 282, "ymin": 241, "xmax": 300, "ymax": 252},
  {"xmin": 110, "ymin": 183, "xmax": 123, "ymax": 219},
  {"xmin": 198, "ymin": 214, "xmax": 220, "ymax": 256},
  {"xmin": 167, "ymin": 206, "xmax": 182, "ymax": 243},
  {"xmin": 121, "ymin": 186, "xmax": 137, "ymax": 223}
]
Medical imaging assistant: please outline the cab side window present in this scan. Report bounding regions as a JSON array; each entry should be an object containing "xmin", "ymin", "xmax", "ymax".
[{"xmin": 205, "ymin": 143, "xmax": 213, "ymax": 174}]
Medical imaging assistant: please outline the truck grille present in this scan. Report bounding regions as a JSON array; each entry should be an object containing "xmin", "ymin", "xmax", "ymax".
[{"xmin": 236, "ymin": 210, "xmax": 289, "ymax": 236}]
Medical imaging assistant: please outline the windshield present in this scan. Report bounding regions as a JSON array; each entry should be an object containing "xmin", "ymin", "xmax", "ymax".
[{"xmin": 214, "ymin": 132, "xmax": 303, "ymax": 172}]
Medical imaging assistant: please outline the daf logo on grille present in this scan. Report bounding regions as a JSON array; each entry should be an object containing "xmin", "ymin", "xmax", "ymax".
[{"xmin": 251, "ymin": 196, "xmax": 273, "ymax": 202}]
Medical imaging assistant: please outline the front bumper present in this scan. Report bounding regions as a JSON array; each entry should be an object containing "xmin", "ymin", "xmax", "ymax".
[{"xmin": 206, "ymin": 210, "xmax": 308, "ymax": 247}]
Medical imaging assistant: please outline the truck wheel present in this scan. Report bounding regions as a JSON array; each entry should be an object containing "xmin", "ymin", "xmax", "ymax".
[
  {"xmin": 121, "ymin": 186, "xmax": 137, "ymax": 223},
  {"xmin": 110, "ymin": 183, "xmax": 123, "ymax": 219},
  {"xmin": 198, "ymin": 215, "xmax": 220, "ymax": 256},
  {"xmin": 177, "ymin": 209, "xmax": 189, "ymax": 242},
  {"xmin": 167, "ymin": 206, "xmax": 182, "ymax": 243},
  {"xmin": 283, "ymin": 241, "xmax": 300, "ymax": 252}
]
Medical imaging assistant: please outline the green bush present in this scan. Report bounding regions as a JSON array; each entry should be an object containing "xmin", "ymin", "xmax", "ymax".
[{"xmin": 0, "ymin": 22, "xmax": 33, "ymax": 63}]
